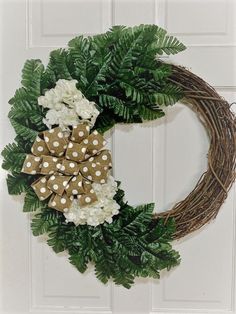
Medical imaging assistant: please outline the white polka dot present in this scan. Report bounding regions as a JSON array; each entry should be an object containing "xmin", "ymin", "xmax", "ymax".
[
  {"xmin": 40, "ymin": 187, "xmax": 46, "ymax": 193},
  {"xmin": 104, "ymin": 166, "xmax": 108, "ymax": 170},
  {"xmin": 86, "ymin": 126, "xmax": 90, "ymax": 132},
  {"xmin": 79, "ymin": 131, "xmax": 84, "ymax": 137},
  {"xmin": 94, "ymin": 130, "xmax": 98, "ymax": 135},
  {"xmin": 40, "ymin": 196, "xmax": 44, "ymax": 200},
  {"xmin": 60, "ymin": 165, "xmax": 65, "ymax": 171},
  {"xmin": 102, "ymin": 155, "xmax": 108, "ymax": 161},
  {"xmin": 49, "ymin": 129, "xmax": 54, "ymax": 133},
  {"xmin": 89, "ymin": 157, "xmax": 94, "ymax": 162},
  {"xmin": 41, "ymin": 177, "xmax": 47, "ymax": 183},
  {"xmin": 51, "ymin": 201, "xmax": 56, "ymax": 207},
  {"xmin": 53, "ymin": 141, "xmax": 59, "ymax": 147},
  {"xmin": 81, "ymin": 147, "xmax": 86, "ymax": 153},
  {"xmin": 58, "ymin": 132, "xmax": 63, "ymax": 138},
  {"xmin": 92, "ymin": 163, "xmax": 96, "ymax": 168},
  {"xmin": 53, "ymin": 184, "xmax": 58, "ymax": 190},
  {"xmin": 63, "ymin": 145, "xmax": 67, "ymax": 149},
  {"xmin": 83, "ymin": 167, "xmax": 88, "ymax": 172},
  {"xmin": 72, "ymin": 177, "xmax": 77, "ymax": 182},
  {"xmin": 52, "ymin": 157, "xmax": 58, "ymax": 162},
  {"xmin": 43, "ymin": 162, "xmax": 49, "ymax": 168},
  {"xmin": 44, "ymin": 136, "xmax": 49, "ymax": 142},
  {"xmin": 70, "ymin": 196, "xmax": 74, "ymax": 201},
  {"xmin": 72, "ymin": 189, "xmax": 78, "ymax": 195},
  {"xmin": 51, "ymin": 149, "xmax": 55, "ymax": 154},
  {"xmin": 50, "ymin": 175, "xmax": 55, "ymax": 181},
  {"xmin": 61, "ymin": 198, "xmax": 66, "ymax": 204},
  {"xmin": 78, "ymin": 181, "xmax": 82, "ymax": 187},
  {"xmin": 71, "ymin": 136, "xmax": 75, "ymax": 141},
  {"xmin": 31, "ymin": 170, "xmax": 36, "ymax": 174},
  {"xmin": 68, "ymin": 142, "xmax": 73, "ymax": 148},
  {"xmin": 93, "ymin": 139, "xmax": 98, "ymax": 145},
  {"xmin": 85, "ymin": 154, "xmax": 90, "ymax": 159},
  {"xmin": 95, "ymin": 171, "xmax": 101, "ymax": 176},
  {"xmin": 92, "ymin": 150, "xmax": 97, "ymax": 154},
  {"xmin": 69, "ymin": 162, "xmax": 75, "ymax": 168},
  {"xmin": 87, "ymin": 175, "xmax": 92, "ymax": 180},
  {"xmin": 83, "ymin": 139, "xmax": 88, "ymax": 144},
  {"xmin": 85, "ymin": 197, "xmax": 91, "ymax": 203},
  {"xmin": 49, "ymin": 170, "xmax": 54, "ymax": 174},
  {"xmin": 37, "ymin": 146, "xmax": 43, "ymax": 152},
  {"xmin": 26, "ymin": 162, "xmax": 31, "ymax": 168},
  {"xmin": 66, "ymin": 185, "xmax": 69, "ymax": 189},
  {"xmin": 100, "ymin": 179, "xmax": 105, "ymax": 184},
  {"xmin": 59, "ymin": 152, "xmax": 64, "ymax": 156},
  {"xmin": 34, "ymin": 157, "xmax": 41, "ymax": 162},
  {"xmin": 56, "ymin": 163, "xmax": 61, "ymax": 169},
  {"xmin": 36, "ymin": 137, "xmax": 41, "ymax": 142},
  {"xmin": 73, "ymin": 171, "xmax": 78, "ymax": 175},
  {"xmin": 72, "ymin": 152, "xmax": 78, "ymax": 157},
  {"xmin": 90, "ymin": 189, "xmax": 94, "ymax": 194}
]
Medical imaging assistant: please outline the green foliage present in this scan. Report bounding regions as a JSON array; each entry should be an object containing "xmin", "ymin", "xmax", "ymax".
[
  {"xmin": 6, "ymin": 173, "xmax": 32, "ymax": 195},
  {"xmin": 154, "ymin": 34, "xmax": 186, "ymax": 55},
  {"xmin": 23, "ymin": 188, "xmax": 48, "ymax": 212},
  {"xmin": 47, "ymin": 49, "xmax": 72, "ymax": 80},
  {"xmin": 99, "ymin": 94, "xmax": 135, "ymax": 121},
  {"xmin": 1, "ymin": 142, "xmax": 26, "ymax": 173},
  {"xmin": 29, "ymin": 186, "xmax": 180, "ymax": 288},
  {"xmin": 21, "ymin": 59, "xmax": 44, "ymax": 99},
  {"xmin": 10, "ymin": 118, "xmax": 38, "ymax": 143},
  {"xmin": 1, "ymin": 24, "xmax": 184, "ymax": 288},
  {"xmin": 31, "ymin": 209, "xmax": 62, "ymax": 236}
]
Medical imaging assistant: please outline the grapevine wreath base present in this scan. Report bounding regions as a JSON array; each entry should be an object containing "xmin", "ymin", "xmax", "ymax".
[
  {"xmin": 2, "ymin": 24, "xmax": 235, "ymax": 288},
  {"xmin": 155, "ymin": 65, "xmax": 236, "ymax": 239}
]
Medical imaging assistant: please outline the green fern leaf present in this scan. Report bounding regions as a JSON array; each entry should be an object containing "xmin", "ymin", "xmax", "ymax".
[
  {"xmin": 139, "ymin": 105, "xmax": 165, "ymax": 120},
  {"xmin": 21, "ymin": 59, "xmax": 44, "ymax": 99},
  {"xmin": 23, "ymin": 188, "xmax": 48, "ymax": 212},
  {"xmin": 154, "ymin": 34, "xmax": 186, "ymax": 55},
  {"xmin": 6, "ymin": 174, "xmax": 31, "ymax": 195},
  {"xmin": 48, "ymin": 49, "xmax": 72, "ymax": 80},
  {"xmin": 68, "ymin": 36, "xmax": 93, "ymax": 90},
  {"xmin": 123, "ymin": 203, "xmax": 155, "ymax": 234},
  {"xmin": 99, "ymin": 94, "xmax": 134, "ymax": 121},
  {"xmin": 1, "ymin": 142, "xmax": 26, "ymax": 173},
  {"xmin": 10, "ymin": 118, "xmax": 38, "ymax": 142},
  {"xmin": 154, "ymin": 83, "xmax": 183, "ymax": 106},
  {"xmin": 31, "ymin": 209, "xmax": 61, "ymax": 236},
  {"xmin": 69, "ymin": 253, "xmax": 89, "ymax": 273}
]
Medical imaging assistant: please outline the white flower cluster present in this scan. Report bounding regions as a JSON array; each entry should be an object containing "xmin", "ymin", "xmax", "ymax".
[
  {"xmin": 38, "ymin": 79, "xmax": 100, "ymax": 129},
  {"xmin": 64, "ymin": 175, "xmax": 120, "ymax": 226}
]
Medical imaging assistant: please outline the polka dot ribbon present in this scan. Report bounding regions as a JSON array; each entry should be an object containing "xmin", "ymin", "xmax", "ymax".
[{"xmin": 21, "ymin": 124, "xmax": 112, "ymax": 212}]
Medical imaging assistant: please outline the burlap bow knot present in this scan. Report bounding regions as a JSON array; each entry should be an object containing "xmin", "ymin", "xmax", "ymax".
[{"xmin": 21, "ymin": 124, "xmax": 112, "ymax": 212}]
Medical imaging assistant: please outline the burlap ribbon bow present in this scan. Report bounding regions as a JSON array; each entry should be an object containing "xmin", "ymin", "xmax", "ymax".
[{"xmin": 21, "ymin": 124, "xmax": 112, "ymax": 212}]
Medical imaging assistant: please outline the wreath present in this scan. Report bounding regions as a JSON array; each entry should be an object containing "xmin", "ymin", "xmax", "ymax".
[{"xmin": 2, "ymin": 25, "xmax": 235, "ymax": 289}]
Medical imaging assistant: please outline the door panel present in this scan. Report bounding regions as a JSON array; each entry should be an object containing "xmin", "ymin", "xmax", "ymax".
[{"xmin": 0, "ymin": 1, "xmax": 235, "ymax": 313}]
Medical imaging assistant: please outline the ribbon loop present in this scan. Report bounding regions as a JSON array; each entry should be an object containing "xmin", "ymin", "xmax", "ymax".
[{"xmin": 43, "ymin": 127, "xmax": 68, "ymax": 156}]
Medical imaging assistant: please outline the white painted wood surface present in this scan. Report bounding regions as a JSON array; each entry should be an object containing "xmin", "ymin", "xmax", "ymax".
[{"xmin": 0, "ymin": 1, "xmax": 235, "ymax": 313}]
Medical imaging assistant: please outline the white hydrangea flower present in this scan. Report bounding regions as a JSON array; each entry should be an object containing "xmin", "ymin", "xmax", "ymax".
[
  {"xmin": 64, "ymin": 175, "xmax": 120, "ymax": 227},
  {"xmin": 38, "ymin": 79, "xmax": 100, "ymax": 129}
]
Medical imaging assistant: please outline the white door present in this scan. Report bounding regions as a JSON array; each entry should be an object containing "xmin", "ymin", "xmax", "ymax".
[{"xmin": 0, "ymin": 0, "xmax": 235, "ymax": 313}]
